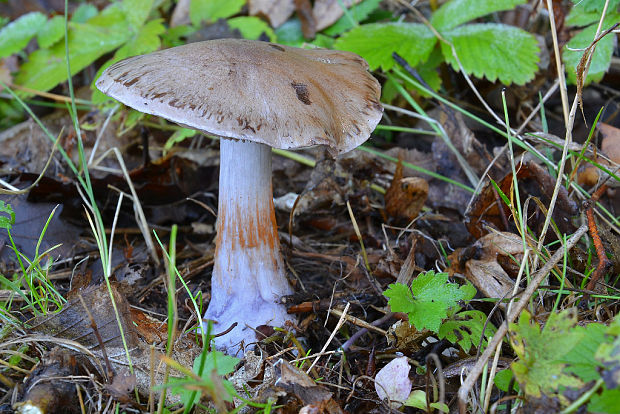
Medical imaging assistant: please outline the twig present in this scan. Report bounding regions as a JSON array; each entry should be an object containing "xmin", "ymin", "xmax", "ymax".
[{"xmin": 585, "ymin": 184, "xmax": 612, "ymax": 291}]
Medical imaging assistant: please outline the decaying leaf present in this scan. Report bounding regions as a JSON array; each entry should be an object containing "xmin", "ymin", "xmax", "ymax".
[
  {"xmin": 374, "ymin": 356, "xmax": 412, "ymax": 407},
  {"xmin": 509, "ymin": 309, "xmax": 585, "ymax": 402},
  {"xmin": 274, "ymin": 359, "xmax": 343, "ymax": 413},
  {"xmin": 385, "ymin": 161, "xmax": 428, "ymax": 222},
  {"xmin": 386, "ymin": 319, "xmax": 427, "ymax": 352},
  {"xmin": 465, "ymin": 161, "xmax": 578, "ymax": 239},
  {"xmin": 579, "ymin": 123, "xmax": 620, "ymax": 187},
  {"xmin": 27, "ymin": 283, "xmax": 199, "ymax": 404},
  {"xmin": 14, "ymin": 347, "xmax": 80, "ymax": 414},
  {"xmin": 248, "ymin": 0, "xmax": 295, "ymax": 28},
  {"xmin": 463, "ymin": 231, "xmax": 527, "ymax": 306}
]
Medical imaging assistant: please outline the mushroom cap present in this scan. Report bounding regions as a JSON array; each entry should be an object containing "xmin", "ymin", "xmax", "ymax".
[{"xmin": 96, "ymin": 38, "xmax": 382, "ymax": 155}]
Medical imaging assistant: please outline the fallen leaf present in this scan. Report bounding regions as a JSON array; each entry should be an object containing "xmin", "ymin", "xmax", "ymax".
[
  {"xmin": 248, "ymin": 0, "xmax": 295, "ymax": 28},
  {"xmin": 313, "ymin": 0, "xmax": 362, "ymax": 31},
  {"xmin": 374, "ymin": 356, "xmax": 412, "ymax": 407}
]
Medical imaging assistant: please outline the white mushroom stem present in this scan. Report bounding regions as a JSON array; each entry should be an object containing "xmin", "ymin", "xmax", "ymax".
[{"xmin": 204, "ymin": 139, "xmax": 293, "ymax": 354}]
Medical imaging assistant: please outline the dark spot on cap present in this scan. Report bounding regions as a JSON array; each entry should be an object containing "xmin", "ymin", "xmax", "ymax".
[
  {"xmin": 269, "ymin": 44, "xmax": 285, "ymax": 52},
  {"xmin": 291, "ymin": 82, "xmax": 311, "ymax": 105},
  {"xmin": 122, "ymin": 77, "xmax": 140, "ymax": 87}
]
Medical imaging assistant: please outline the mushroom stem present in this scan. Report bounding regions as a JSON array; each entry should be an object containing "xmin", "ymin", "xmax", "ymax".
[{"xmin": 204, "ymin": 139, "xmax": 293, "ymax": 353}]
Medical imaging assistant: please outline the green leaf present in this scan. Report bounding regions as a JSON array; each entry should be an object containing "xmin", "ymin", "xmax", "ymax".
[
  {"xmin": 588, "ymin": 388, "xmax": 620, "ymax": 414},
  {"xmin": 189, "ymin": 0, "xmax": 245, "ymax": 26},
  {"xmin": 164, "ymin": 128, "xmax": 198, "ymax": 152},
  {"xmin": 440, "ymin": 23, "xmax": 540, "ymax": 85},
  {"xmin": 560, "ymin": 322, "xmax": 606, "ymax": 382},
  {"xmin": 121, "ymin": 0, "xmax": 155, "ymax": 30},
  {"xmin": 92, "ymin": 19, "xmax": 165, "ymax": 103},
  {"xmin": 227, "ymin": 16, "xmax": 275, "ymax": 41},
  {"xmin": 494, "ymin": 369, "xmax": 518, "ymax": 392},
  {"xmin": 569, "ymin": 0, "xmax": 620, "ymax": 13},
  {"xmin": 15, "ymin": 6, "xmax": 131, "ymax": 93},
  {"xmin": 595, "ymin": 317, "xmax": 620, "ymax": 389},
  {"xmin": 439, "ymin": 310, "xmax": 495, "ymax": 352},
  {"xmin": 71, "ymin": 3, "xmax": 98, "ymax": 23},
  {"xmin": 0, "ymin": 201, "xmax": 15, "ymax": 230},
  {"xmin": 431, "ymin": 0, "xmax": 526, "ymax": 31},
  {"xmin": 509, "ymin": 310, "xmax": 584, "ymax": 398},
  {"xmin": 111, "ymin": 19, "xmax": 164, "ymax": 61},
  {"xmin": 37, "ymin": 16, "xmax": 65, "ymax": 49},
  {"xmin": 385, "ymin": 271, "xmax": 466, "ymax": 333},
  {"xmin": 194, "ymin": 350, "xmax": 239, "ymax": 377},
  {"xmin": 275, "ymin": 18, "xmax": 304, "ymax": 46},
  {"xmin": 323, "ymin": 0, "xmax": 382, "ymax": 36},
  {"xmin": 334, "ymin": 22, "xmax": 436, "ymax": 71},
  {"xmin": 562, "ymin": 20, "xmax": 617, "ymax": 85},
  {"xmin": 404, "ymin": 390, "xmax": 449, "ymax": 412},
  {"xmin": 0, "ymin": 12, "xmax": 47, "ymax": 58}
]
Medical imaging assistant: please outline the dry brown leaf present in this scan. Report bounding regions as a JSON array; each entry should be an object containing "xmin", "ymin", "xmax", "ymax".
[
  {"xmin": 249, "ymin": 0, "xmax": 295, "ymax": 28},
  {"xmin": 464, "ymin": 231, "xmax": 526, "ymax": 307},
  {"xmin": 578, "ymin": 123, "xmax": 620, "ymax": 187},
  {"xmin": 313, "ymin": 0, "xmax": 362, "ymax": 31},
  {"xmin": 385, "ymin": 161, "xmax": 428, "ymax": 222}
]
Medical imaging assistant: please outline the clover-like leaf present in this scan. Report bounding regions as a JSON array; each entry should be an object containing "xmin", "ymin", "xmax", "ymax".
[{"xmin": 440, "ymin": 23, "xmax": 540, "ymax": 85}]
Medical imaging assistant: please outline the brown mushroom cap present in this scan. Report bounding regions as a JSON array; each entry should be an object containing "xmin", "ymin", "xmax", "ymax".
[{"xmin": 96, "ymin": 38, "xmax": 383, "ymax": 155}]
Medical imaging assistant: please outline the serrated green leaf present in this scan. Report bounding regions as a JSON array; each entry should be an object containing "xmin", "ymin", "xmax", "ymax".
[
  {"xmin": 560, "ymin": 322, "xmax": 606, "ymax": 382},
  {"xmin": 15, "ymin": 6, "xmax": 131, "ymax": 93},
  {"xmin": 227, "ymin": 16, "xmax": 275, "ymax": 41},
  {"xmin": 431, "ymin": 0, "xmax": 526, "ymax": 31},
  {"xmin": 440, "ymin": 23, "xmax": 540, "ymax": 85},
  {"xmin": 386, "ymin": 271, "xmax": 466, "ymax": 333},
  {"xmin": 37, "ymin": 16, "xmax": 65, "ymax": 49},
  {"xmin": 334, "ymin": 22, "xmax": 436, "ymax": 71},
  {"xmin": 121, "ymin": 0, "xmax": 154, "ymax": 30},
  {"xmin": 190, "ymin": 0, "xmax": 245, "ymax": 26},
  {"xmin": 588, "ymin": 388, "xmax": 620, "ymax": 414},
  {"xmin": 563, "ymin": 20, "xmax": 617, "ymax": 85},
  {"xmin": 595, "ymin": 317, "xmax": 620, "ymax": 389},
  {"xmin": 0, "ymin": 12, "xmax": 47, "ymax": 58},
  {"xmin": 509, "ymin": 310, "xmax": 584, "ymax": 398},
  {"xmin": 323, "ymin": 0, "xmax": 382, "ymax": 36},
  {"xmin": 92, "ymin": 19, "xmax": 165, "ymax": 103},
  {"xmin": 439, "ymin": 310, "xmax": 495, "ymax": 352},
  {"xmin": 569, "ymin": 0, "xmax": 620, "ymax": 12},
  {"xmin": 71, "ymin": 4, "xmax": 98, "ymax": 23},
  {"xmin": 384, "ymin": 283, "xmax": 416, "ymax": 314}
]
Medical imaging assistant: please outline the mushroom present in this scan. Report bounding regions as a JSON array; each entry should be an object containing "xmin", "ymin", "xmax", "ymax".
[{"xmin": 96, "ymin": 38, "xmax": 382, "ymax": 354}]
